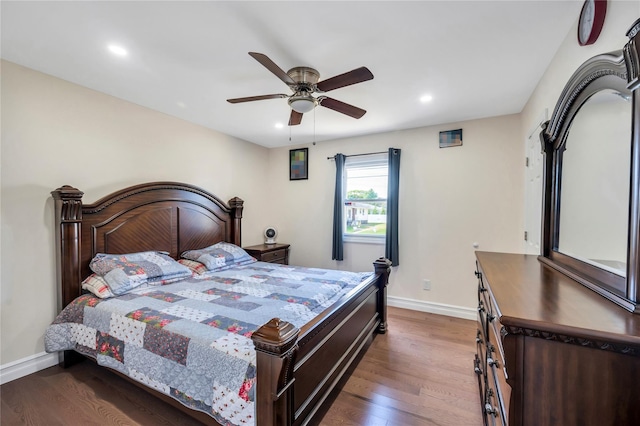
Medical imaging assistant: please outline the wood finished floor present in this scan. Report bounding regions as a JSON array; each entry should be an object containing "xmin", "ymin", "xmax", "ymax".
[{"xmin": 1, "ymin": 307, "xmax": 483, "ymax": 425}]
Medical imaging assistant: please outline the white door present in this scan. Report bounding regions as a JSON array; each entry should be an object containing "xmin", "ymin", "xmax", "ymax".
[{"xmin": 524, "ymin": 112, "xmax": 546, "ymax": 255}]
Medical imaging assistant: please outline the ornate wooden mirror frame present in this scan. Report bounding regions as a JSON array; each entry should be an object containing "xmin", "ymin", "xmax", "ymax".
[{"xmin": 540, "ymin": 19, "xmax": 640, "ymax": 313}]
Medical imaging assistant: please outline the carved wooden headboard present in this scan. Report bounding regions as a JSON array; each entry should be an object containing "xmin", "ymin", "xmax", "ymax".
[{"xmin": 51, "ymin": 182, "xmax": 243, "ymax": 309}]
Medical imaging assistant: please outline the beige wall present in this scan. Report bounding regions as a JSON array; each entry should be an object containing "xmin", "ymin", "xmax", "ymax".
[
  {"xmin": 265, "ymin": 113, "xmax": 524, "ymax": 311},
  {"xmin": 521, "ymin": 1, "xmax": 639, "ymax": 144},
  {"xmin": 0, "ymin": 61, "xmax": 270, "ymax": 364}
]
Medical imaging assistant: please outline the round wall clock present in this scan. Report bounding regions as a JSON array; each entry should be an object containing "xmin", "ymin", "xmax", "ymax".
[{"xmin": 577, "ymin": 0, "xmax": 607, "ymax": 46}]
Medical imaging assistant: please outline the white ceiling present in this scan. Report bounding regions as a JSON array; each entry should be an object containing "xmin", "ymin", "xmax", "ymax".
[{"xmin": 1, "ymin": 1, "xmax": 583, "ymax": 148}]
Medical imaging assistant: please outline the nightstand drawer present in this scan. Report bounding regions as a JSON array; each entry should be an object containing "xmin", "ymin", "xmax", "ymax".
[
  {"xmin": 243, "ymin": 243, "xmax": 290, "ymax": 265},
  {"xmin": 261, "ymin": 249, "xmax": 286, "ymax": 263}
]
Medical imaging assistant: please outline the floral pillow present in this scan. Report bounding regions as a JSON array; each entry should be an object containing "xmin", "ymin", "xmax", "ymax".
[
  {"xmin": 89, "ymin": 251, "xmax": 192, "ymax": 295},
  {"xmin": 181, "ymin": 242, "xmax": 256, "ymax": 272}
]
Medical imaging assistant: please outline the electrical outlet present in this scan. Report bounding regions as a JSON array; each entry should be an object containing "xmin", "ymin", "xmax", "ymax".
[{"xmin": 423, "ymin": 279, "xmax": 431, "ymax": 291}]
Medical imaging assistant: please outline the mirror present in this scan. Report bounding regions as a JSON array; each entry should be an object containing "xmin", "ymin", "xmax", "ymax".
[
  {"xmin": 557, "ymin": 89, "xmax": 632, "ymax": 281},
  {"xmin": 539, "ymin": 16, "xmax": 640, "ymax": 313}
]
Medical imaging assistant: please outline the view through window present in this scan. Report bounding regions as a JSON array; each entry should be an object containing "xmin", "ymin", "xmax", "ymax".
[{"xmin": 343, "ymin": 153, "xmax": 388, "ymax": 241}]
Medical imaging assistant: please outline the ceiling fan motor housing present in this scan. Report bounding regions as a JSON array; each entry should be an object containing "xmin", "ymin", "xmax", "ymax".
[{"xmin": 287, "ymin": 67, "xmax": 320, "ymax": 87}]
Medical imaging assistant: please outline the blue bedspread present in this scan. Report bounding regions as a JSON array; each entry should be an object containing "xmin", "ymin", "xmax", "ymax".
[{"xmin": 45, "ymin": 262, "xmax": 372, "ymax": 425}]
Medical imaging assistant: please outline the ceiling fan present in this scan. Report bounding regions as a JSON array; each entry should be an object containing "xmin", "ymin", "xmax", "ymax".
[{"xmin": 227, "ymin": 52, "xmax": 374, "ymax": 126}]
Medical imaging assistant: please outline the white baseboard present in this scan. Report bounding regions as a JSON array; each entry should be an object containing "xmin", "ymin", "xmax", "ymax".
[
  {"xmin": 0, "ymin": 351, "xmax": 59, "ymax": 385},
  {"xmin": 388, "ymin": 296, "xmax": 476, "ymax": 320}
]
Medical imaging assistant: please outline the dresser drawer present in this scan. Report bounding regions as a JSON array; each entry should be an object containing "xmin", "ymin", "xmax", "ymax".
[
  {"xmin": 474, "ymin": 352, "xmax": 487, "ymax": 426},
  {"xmin": 488, "ymin": 312, "xmax": 506, "ymax": 378},
  {"xmin": 477, "ymin": 298, "xmax": 489, "ymax": 345},
  {"xmin": 488, "ymin": 342, "xmax": 510, "ymax": 423},
  {"xmin": 476, "ymin": 266, "xmax": 493, "ymax": 316},
  {"xmin": 476, "ymin": 329, "xmax": 486, "ymax": 373}
]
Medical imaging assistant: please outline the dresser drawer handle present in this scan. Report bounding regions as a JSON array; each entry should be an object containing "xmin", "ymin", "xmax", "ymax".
[
  {"xmin": 488, "ymin": 357, "xmax": 500, "ymax": 368},
  {"xmin": 485, "ymin": 403, "xmax": 498, "ymax": 417},
  {"xmin": 474, "ymin": 357, "xmax": 483, "ymax": 375}
]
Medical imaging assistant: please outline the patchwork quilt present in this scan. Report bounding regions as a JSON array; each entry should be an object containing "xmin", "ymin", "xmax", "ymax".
[{"xmin": 45, "ymin": 262, "xmax": 372, "ymax": 426}]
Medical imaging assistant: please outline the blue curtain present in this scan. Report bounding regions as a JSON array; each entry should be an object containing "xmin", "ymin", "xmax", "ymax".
[
  {"xmin": 332, "ymin": 154, "xmax": 346, "ymax": 261},
  {"xmin": 386, "ymin": 148, "xmax": 401, "ymax": 266}
]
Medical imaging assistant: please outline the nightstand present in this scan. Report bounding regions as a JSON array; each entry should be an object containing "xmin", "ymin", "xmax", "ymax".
[{"xmin": 244, "ymin": 243, "xmax": 290, "ymax": 265}]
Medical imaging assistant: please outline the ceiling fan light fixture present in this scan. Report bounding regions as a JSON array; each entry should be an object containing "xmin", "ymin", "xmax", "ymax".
[{"xmin": 289, "ymin": 95, "xmax": 317, "ymax": 113}]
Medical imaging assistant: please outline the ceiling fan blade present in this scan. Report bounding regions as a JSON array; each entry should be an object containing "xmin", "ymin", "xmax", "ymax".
[
  {"xmin": 316, "ymin": 67, "xmax": 374, "ymax": 92},
  {"xmin": 288, "ymin": 110, "xmax": 303, "ymax": 126},
  {"xmin": 248, "ymin": 52, "xmax": 296, "ymax": 86},
  {"xmin": 318, "ymin": 97, "xmax": 366, "ymax": 119},
  {"xmin": 227, "ymin": 94, "xmax": 288, "ymax": 104}
]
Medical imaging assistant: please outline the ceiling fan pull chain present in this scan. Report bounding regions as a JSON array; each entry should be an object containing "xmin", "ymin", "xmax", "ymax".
[{"xmin": 313, "ymin": 108, "xmax": 316, "ymax": 146}]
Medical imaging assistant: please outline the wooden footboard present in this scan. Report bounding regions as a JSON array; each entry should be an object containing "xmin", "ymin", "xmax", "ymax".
[
  {"xmin": 251, "ymin": 258, "xmax": 391, "ymax": 426},
  {"xmin": 51, "ymin": 182, "xmax": 391, "ymax": 426}
]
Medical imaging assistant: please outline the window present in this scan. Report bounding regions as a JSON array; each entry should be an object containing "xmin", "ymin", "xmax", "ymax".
[{"xmin": 343, "ymin": 153, "xmax": 388, "ymax": 242}]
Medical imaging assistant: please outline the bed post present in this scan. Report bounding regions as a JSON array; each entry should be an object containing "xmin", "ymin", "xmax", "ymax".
[
  {"xmin": 374, "ymin": 257, "xmax": 392, "ymax": 333},
  {"xmin": 51, "ymin": 185, "xmax": 84, "ymax": 310},
  {"xmin": 251, "ymin": 318, "xmax": 299, "ymax": 426},
  {"xmin": 228, "ymin": 197, "xmax": 244, "ymax": 246},
  {"xmin": 51, "ymin": 185, "xmax": 86, "ymax": 368}
]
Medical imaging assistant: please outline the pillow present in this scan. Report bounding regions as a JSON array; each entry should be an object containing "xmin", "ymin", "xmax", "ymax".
[
  {"xmin": 82, "ymin": 272, "xmax": 191, "ymax": 299},
  {"xmin": 82, "ymin": 274, "xmax": 114, "ymax": 299},
  {"xmin": 89, "ymin": 251, "xmax": 192, "ymax": 295},
  {"xmin": 177, "ymin": 258, "xmax": 255, "ymax": 279},
  {"xmin": 181, "ymin": 242, "xmax": 256, "ymax": 272},
  {"xmin": 178, "ymin": 258, "xmax": 209, "ymax": 275}
]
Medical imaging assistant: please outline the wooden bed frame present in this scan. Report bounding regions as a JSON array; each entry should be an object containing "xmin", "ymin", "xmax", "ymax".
[{"xmin": 51, "ymin": 181, "xmax": 391, "ymax": 426}]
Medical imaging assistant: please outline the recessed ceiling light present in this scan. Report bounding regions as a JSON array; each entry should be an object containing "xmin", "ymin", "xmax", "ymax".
[
  {"xmin": 108, "ymin": 44, "xmax": 128, "ymax": 57},
  {"xmin": 420, "ymin": 94, "xmax": 433, "ymax": 103},
  {"xmin": 177, "ymin": 102, "xmax": 186, "ymax": 109},
  {"xmin": 274, "ymin": 123, "xmax": 284, "ymax": 129}
]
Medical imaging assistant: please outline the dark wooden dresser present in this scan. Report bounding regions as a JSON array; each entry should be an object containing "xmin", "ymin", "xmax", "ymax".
[
  {"xmin": 244, "ymin": 243, "xmax": 290, "ymax": 265},
  {"xmin": 474, "ymin": 251, "xmax": 640, "ymax": 426}
]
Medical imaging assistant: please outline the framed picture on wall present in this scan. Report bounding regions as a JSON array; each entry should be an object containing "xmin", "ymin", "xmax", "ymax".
[
  {"xmin": 290, "ymin": 148, "xmax": 309, "ymax": 180},
  {"xmin": 439, "ymin": 129, "xmax": 463, "ymax": 148}
]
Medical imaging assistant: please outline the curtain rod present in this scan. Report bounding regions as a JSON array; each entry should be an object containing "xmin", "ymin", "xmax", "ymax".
[{"xmin": 326, "ymin": 151, "xmax": 388, "ymax": 160}]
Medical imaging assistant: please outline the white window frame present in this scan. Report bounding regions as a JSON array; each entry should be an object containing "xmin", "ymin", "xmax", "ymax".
[{"xmin": 342, "ymin": 153, "xmax": 388, "ymax": 244}]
